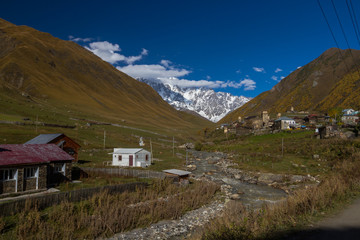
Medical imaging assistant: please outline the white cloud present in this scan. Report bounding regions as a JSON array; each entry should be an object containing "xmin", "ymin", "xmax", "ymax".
[
  {"xmin": 236, "ymin": 69, "xmax": 241, "ymax": 74},
  {"xmin": 69, "ymin": 35, "xmax": 93, "ymax": 42},
  {"xmin": 160, "ymin": 60, "xmax": 172, "ymax": 68},
  {"xmin": 80, "ymin": 38, "xmax": 254, "ymax": 91},
  {"xmin": 117, "ymin": 64, "xmax": 191, "ymax": 79},
  {"xmin": 239, "ymin": 79, "xmax": 256, "ymax": 90},
  {"xmin": 85, "ymin": 41, "xmax": 147, "ymax": 64},
  {"xmin": 118, "ymin": 64, "xmax": 255, "ymax": 90},
  {"xmin": 271, "ymin": 76, "xmax": 279, "ymax": 82},
  {"xmin": 275, "ymin": 68, "xmax": 283, "ymax": 73},
  {"xmin": 253, "ymin": 67, "xmax": 265, "ymax": 73},
  {"xmin": 297, "ymin": 66, "xmax": 302, "ymax": 69},
  {"xmin": 280, "ymin": 76, "xmax": 285, "ymax": 80}
]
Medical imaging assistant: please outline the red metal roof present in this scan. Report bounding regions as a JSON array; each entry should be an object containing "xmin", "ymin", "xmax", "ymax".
[{"xmin": 0, "ymin": 144, "xmax": 74, "ymax": 166}]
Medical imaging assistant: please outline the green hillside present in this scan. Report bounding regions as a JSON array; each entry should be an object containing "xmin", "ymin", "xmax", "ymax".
[
  {"xmin": 0, "ymin": 18, "xmax": 213, "ymax": 137},
  {"xmin": 221, "ymin": 48, "xmax": 360, "ymax": 123}
]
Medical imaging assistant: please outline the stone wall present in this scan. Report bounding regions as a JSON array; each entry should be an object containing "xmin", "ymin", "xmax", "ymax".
[
  {"xmin": 23, "ymin": 165, "xmax": 47, "ymax": 191},
  {"xmin": 47, "ymin": 161, "xmax": 72, "ymax": 187},
  {"xmin": 0, "ymin": 180, "xmax": 16, "ymax": 194}
]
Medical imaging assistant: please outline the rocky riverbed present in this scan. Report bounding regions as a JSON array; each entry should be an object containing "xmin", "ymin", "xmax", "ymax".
[
  {"xmin": 189, "ymin": 150, "xmax": 287, "ymax": 208},
  {"xmin": 106, "ymin": 150, "xmax": 300, "ymax": 239}
]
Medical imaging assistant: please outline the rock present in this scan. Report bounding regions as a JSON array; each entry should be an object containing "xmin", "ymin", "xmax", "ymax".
[
  {"xmin": 208, "ymin": 159, "xmax": 218, "ymax": 164},
  {"xmin": 258, "ymin": 173, "xmax": 283, "ymax": 184},
  {"xmin": 234, "ymin": 174, "xmax": 242, "ymax": 180},
  {"xmin": 290, "ymin": 175, "xmax": 305, "ymax": 183},
  {"xmin": 237, "ymin": 190, "xmax": 245, "ymax": 195},
  {"xmin": 186, "ymin": 164, "xmax": 197, "ymax": 170},
  {"xmin": 230, "ymin": 194, "xmax": 241, "ymax": 200}
]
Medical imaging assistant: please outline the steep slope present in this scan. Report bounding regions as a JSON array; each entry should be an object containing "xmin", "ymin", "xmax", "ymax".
[
  {"xmin": 137, "ymin": 78, "xmax": 250, "ymax": 122},
  {"xmin": 221, "ymin": 48, "xmax": 360, "ymax": 123},
  {"xmin": 0, "ymin": 18, "xmax": 212, "ymax": 134}
]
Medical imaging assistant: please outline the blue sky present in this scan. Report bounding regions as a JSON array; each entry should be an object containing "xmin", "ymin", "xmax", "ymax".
[{"xmin": 1, "ymin": 0, "xmax": 360, "ymax": 97}]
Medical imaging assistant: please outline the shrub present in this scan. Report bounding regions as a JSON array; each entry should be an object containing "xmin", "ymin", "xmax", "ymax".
[{"xmin": 195, "ymin": 142, "xmax": 203, "ymax": 151}]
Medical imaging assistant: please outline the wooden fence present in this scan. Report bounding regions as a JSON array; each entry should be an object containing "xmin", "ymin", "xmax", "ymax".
[
  {"xmin": 80, "ymin": 167, "xmax": 166, "ymax": 179},
  {"xmin": 0, "ymin": 182, "xmax": 146, "ymax": 217}
]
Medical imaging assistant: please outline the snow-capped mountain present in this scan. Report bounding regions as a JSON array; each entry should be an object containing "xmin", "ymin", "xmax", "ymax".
[{"xmin": 137, "ymin": 78, "xmax": 250, "ymax": 122}]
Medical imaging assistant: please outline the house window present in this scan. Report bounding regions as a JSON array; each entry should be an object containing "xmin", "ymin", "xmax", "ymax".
[
  {"xmin": 118, "ymin": 155, "xmax": 122, "ymax": 161},
  {"xmin": 54, "ymin": 163, "xmax": 65, "ymax": 174},
  {"xmin": 146, "ymin": 154, "xmax": 149, "ymax": 161},
  {"xmin": 0, "ymin": 169, "xmax": 16, "ymax": 181},
  {"xmin": 24, "ymin": 167, "xmax": 38, "ymax": 179}
]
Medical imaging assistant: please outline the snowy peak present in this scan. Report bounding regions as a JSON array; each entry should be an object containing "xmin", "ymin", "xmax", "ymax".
[{"xmin": 137, "ymin": 78, "xmax": 250, "ymax": 122}]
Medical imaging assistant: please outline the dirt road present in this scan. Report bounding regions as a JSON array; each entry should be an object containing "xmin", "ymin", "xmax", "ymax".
[{"xmin": 286, "ymin": 197, "xmax": 360, "ymax": 239}]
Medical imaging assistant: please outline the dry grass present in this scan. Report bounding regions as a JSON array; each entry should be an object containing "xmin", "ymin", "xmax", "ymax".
[
  {"xmin": 199, "ymin": 157, "xmax": 360, "ymax": 240},
  {"xmin": 1, "ymin": 179, "xmax": 219, "ymax": 239}
]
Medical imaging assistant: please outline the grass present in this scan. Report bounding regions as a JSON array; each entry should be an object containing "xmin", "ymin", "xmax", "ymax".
[
  {"xmin": 56, "ymin": 175, "xmax": 152, "ymax": 192},
  {"xmin": 199, "ymin": 157, "xmax": 360, "ymax": 240},
  {"xmin": 0, "ymin": 179, "xmax": 219, "ymax": 239},
  {"xmin": 203, "ymin": 130, "xmax": 360, "ymax": 177},
  {"xmin": 0, "ymin": 116, "xmax": 190, "ymax": 171}
]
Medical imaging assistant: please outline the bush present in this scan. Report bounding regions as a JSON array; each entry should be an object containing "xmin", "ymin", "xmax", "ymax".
[{"xmin": 195, "ymin": 142, "xmax": 203, "ymax": 151}]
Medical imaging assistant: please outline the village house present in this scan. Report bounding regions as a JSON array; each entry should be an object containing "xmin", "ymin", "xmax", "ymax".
[
  {"xmin": 273, "ymin": 116, "xmax": 296, "ymax": 130},
  {"xmin": 111, "ymin": 148, "xmax": 151, "ymax": 167},
  {"xmin": 0, "ymin": 144, "xmax": 73, "ymax": 195},
  {"xmin": 341, "ymin": 114, "xmax": 359, "ymax": 125},
  {"xmin": 342, "ymin": 109, "xmax": 358, "ymax": 115},
  {"xmin": 303, "ymin": 114, "xmax": 318, "ymax": 125},
  {"xmin": 25, "ymin": 133, "xmax": 81, "ymax": 161}
]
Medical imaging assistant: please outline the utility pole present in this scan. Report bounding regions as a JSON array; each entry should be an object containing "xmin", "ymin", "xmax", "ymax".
[
  {"xmin": 150, "ymin": 138, "xmax": 153, "ymax": 161},
  {"xmin": 282, "ymin": 137, "xmax": 284, "ymax": 157},
  {"xmin": 172, "ymin": 136, "xmax": 175, "ymax": 157},
  {"xmin": 35, "ymin": 115, "xmax": 38, "ymax": 133},
  {"xmin": 103, "ymin": 130, "xmax": 106, "ymax": 149}
]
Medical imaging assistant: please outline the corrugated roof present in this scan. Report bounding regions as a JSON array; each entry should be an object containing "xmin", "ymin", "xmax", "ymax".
[
  {"xmin": 275, "ymin": 116, "xmax": 295, "ymax": 122},
  {"xmin": 163, "ymin": 169, "xmax": 191, "ymax": 176},
  {"xmin": 24, "ymin": 133, "xmax": 63, "ymax": 144},
  {"xmin": 0, "ymin": 144, "xmax": 74, "ymax": 166},
  {"xmin": 112, "ymin": 148, "xmax": 146, "ymax": 154}
]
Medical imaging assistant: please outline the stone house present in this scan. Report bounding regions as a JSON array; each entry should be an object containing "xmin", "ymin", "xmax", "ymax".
[
  {"xmin": 341, "ymin": 114, "xmax": 359, "ymax": 125},
  {"xmin": 111, "ymin": 148, "xmax": 151, "ymax": 167},
  {"xmin": 273, "ymin": 117, "xmax": 296, "ymax": 130},
  {"xmin": 0, "ymin": 144, "xmax": 73, "ymax": 195},
  {"xmin": 25, "ymin": 133, "xmax": 81, "ymax": 161}
]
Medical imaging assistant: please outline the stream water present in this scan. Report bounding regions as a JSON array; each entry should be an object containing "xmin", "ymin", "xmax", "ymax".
[{"xmin": 190, "ymin": 150, "xmax": 287, "ymax": 208}]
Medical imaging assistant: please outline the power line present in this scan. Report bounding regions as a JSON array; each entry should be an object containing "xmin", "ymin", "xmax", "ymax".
[
  {"xmin": 349, "ymin": 0, "xmax": 360, "ymax": 44},
  {"xmin": 346, "ymin": 0, "xmax": 360, "ymax": 47},
  {"xmin": 331, "ymin": 0, "xmax": 360, "ymax": 76},
  {"xmin": 317, "ymin": 0, "xmax": 353, "ymax": 80}
]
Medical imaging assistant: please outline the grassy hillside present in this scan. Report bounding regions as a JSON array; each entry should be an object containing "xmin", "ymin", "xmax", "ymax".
[
  {"xmin": 0, "ymin": 18, "xmax": 212, "ymax": 136},
  {"xmin": 221, "ymin": 48, "xmax": 360, "ymax": 123}
]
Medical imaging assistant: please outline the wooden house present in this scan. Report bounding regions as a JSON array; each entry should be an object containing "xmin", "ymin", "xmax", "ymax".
[
  {"xmin": 0, "ymin": 144, "xmax": 73, "ymax": 195},
  {"xmin": 111, "ymin": 148, "xmax": 151, "ymax": 167},
  {"xmin": 25, "ymin": 133, "xmax": 81, "ymax": 161}
]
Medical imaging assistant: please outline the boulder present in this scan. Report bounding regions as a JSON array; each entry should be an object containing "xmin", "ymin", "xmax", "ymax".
[{"xmin": 230, "ymin": 194, "xmax": 241, "ymax": 200}]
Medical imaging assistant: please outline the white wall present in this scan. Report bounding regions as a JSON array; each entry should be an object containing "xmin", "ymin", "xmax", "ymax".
[{"xmin": 112, "ymin": 149, "xmax": 151, "ymax": 167}]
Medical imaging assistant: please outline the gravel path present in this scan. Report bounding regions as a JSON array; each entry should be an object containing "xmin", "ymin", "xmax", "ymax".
[
  {"xmin": 285, "ymin": 197, "xmax": 360, "ymax": 239},
  {"xmin": 106, "ymin": 200, "xmax": 225, "ymax": 240}
]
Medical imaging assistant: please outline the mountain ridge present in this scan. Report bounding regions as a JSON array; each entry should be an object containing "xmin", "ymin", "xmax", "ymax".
[
  {"xmin": 137, "ymin": 78, "xmax": 250, "ymax": 122},
  {"xmin": 0, "ymin": 18, "xmax": 212, "ymax": 135},
  {"xmin": 220, "ymin": 47, "xmax": 360, "ymax": 123}
]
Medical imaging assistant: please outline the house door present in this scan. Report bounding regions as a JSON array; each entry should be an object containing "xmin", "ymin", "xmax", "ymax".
[{"xmin": 129, "ymin": 155, "xmax": 133, "ymax": 166}]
